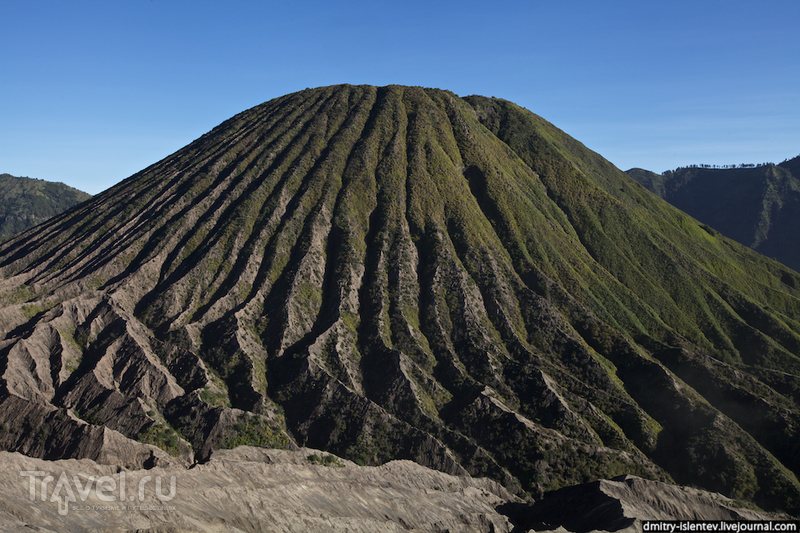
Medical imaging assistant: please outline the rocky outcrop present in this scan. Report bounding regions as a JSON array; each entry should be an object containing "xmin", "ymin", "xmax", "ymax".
[
  {"xmin": 0, "ymin": 448, "xmax": 784, "ymax": 533},
  {"xmin": 509, "ymin": 474, "xmax": 779, "ymax": 532},
  {"xmin": 0, "ymin": 447, "xmax": 514, "ymax": 533}
]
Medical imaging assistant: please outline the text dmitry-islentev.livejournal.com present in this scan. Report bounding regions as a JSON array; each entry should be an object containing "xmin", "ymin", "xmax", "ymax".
[{"xmin": 643, "ymin": 521, "xmax": 799, "ymax": 532}]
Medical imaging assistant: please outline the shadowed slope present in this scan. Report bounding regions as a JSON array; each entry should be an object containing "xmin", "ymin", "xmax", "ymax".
[
  {"xmin": 627, "ymin": 161, "xmax": 800, "ymax": 273},
  {"xmin": 0, "ymin": 85, "xmax": 799, "ymax": 513}
]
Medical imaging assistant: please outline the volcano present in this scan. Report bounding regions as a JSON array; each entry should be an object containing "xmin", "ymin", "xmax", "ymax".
[{"xmin": 1, "ymin": 85, "xmax": 799, "ymax": 514}]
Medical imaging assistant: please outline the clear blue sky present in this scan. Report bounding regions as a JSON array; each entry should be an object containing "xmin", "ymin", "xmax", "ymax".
[{"xmin": 2, "ymin": 0, "xmax": 798, "ymax": 195}]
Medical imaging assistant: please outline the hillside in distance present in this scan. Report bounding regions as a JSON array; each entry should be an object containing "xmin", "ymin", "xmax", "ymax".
[
  {"xmin": 627, "ymin": 159, "xmax": 800, "ymax": 272},
  {"xmin": 1, "ymin": 85, "xmax": 799, "ymax": 515},
  {"xmin": 0, "ymin": 174, "xmax": 92, "ymax": 241}
]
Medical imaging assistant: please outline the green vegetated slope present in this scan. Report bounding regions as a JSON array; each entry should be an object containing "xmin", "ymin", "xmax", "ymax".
[
  {"xmin": 0, "ymin": 85, "xmax": 799, "ymax": 514},
  {"xmin": 0, "ymin": 174, "xmax": 92, "ymax": 241},
  {"xmin": 627, "ymin": 160, "xmax": 800, "ymax": 272}
]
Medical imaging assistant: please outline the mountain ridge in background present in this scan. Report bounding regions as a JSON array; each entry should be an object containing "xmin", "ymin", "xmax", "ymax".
[
  {"xmin": 0, "ymin": 174, "xmax": 92, "ymax": 242},
  {"xmin": 0, "ymin": 85, "xmax": 798, "ymax": 523},
  {"xmin": 626, "ymin": 158, "xmax": 800, "ymax": 272}
]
